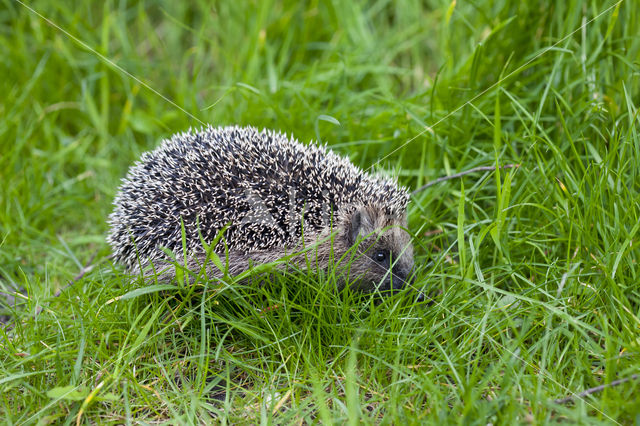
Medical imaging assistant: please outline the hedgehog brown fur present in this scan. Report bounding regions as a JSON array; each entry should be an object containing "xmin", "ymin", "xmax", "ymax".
[{"xmin": 108, "ymin": 125, "xmax": 414, "ymax": 292}]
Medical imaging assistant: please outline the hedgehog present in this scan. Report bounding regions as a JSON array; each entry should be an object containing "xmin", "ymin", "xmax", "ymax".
[{"xmin": 108, "ymin": 125, "xmax": 414, "ymax": 294}]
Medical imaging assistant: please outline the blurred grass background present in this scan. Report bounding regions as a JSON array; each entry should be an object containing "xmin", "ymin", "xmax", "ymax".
[{"xmin": 1, "ymin": 0, "xmax": 639, "ymax": 423}]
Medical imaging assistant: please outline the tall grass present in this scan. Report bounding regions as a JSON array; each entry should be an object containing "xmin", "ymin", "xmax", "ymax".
[{"xmin": 1, "ymin": 0, "xmax": 638, "ymax": 423}]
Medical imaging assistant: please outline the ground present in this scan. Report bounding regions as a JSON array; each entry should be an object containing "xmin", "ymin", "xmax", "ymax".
[{"xmin": 1, "ymin": 0, "xmax": 639, "ymax": 424}]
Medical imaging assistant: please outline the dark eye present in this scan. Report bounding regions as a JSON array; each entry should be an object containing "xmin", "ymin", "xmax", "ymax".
[{"xmin": 375, "ymin": 250, "xmax": 386, "ymax": 262}]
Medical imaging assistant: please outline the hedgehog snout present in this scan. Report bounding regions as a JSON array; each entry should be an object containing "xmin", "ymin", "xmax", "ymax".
[
  {"xmin": 388, "ymin": 254, "xmax": 414, "ymax": 292},
  {"xmin": 392, "ymin": 261, "xmax": 413, "ymax": 289}
]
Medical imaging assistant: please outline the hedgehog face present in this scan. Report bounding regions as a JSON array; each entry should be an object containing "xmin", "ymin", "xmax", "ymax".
[{"xmin": 343, "ymin": 206, "xmax": 414, "ymax": 294}]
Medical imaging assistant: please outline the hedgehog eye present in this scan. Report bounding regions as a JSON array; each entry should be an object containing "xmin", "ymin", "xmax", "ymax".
[{"xmin": 375, "ymin": 250, "xmax": 387, "ymax": 262}]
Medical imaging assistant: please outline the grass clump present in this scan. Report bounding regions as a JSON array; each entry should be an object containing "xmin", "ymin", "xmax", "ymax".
[{"xmin": 1, "ymin": 0, "xmax": 639, "ymax": 423}]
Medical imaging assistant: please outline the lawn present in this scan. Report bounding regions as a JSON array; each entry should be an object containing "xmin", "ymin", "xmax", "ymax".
[{"xmin": 1, "ymin": 0, "xmax": 639, "ymax": 424}]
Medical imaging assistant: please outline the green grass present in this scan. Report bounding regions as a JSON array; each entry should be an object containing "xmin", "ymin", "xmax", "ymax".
[{"xmin": 1, "ymin": 0, "xmax": 639, "ymax": 423}]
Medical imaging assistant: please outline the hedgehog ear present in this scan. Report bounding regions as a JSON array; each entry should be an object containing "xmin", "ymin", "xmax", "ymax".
[{"xmin": 347, "ymin": 207, "xmax": 373, "ymax": 246}]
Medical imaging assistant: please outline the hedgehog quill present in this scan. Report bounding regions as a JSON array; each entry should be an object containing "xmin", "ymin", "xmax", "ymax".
[{"xmin": 108, "ymin": 126, "xmax": 414, "ymax": 293}]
